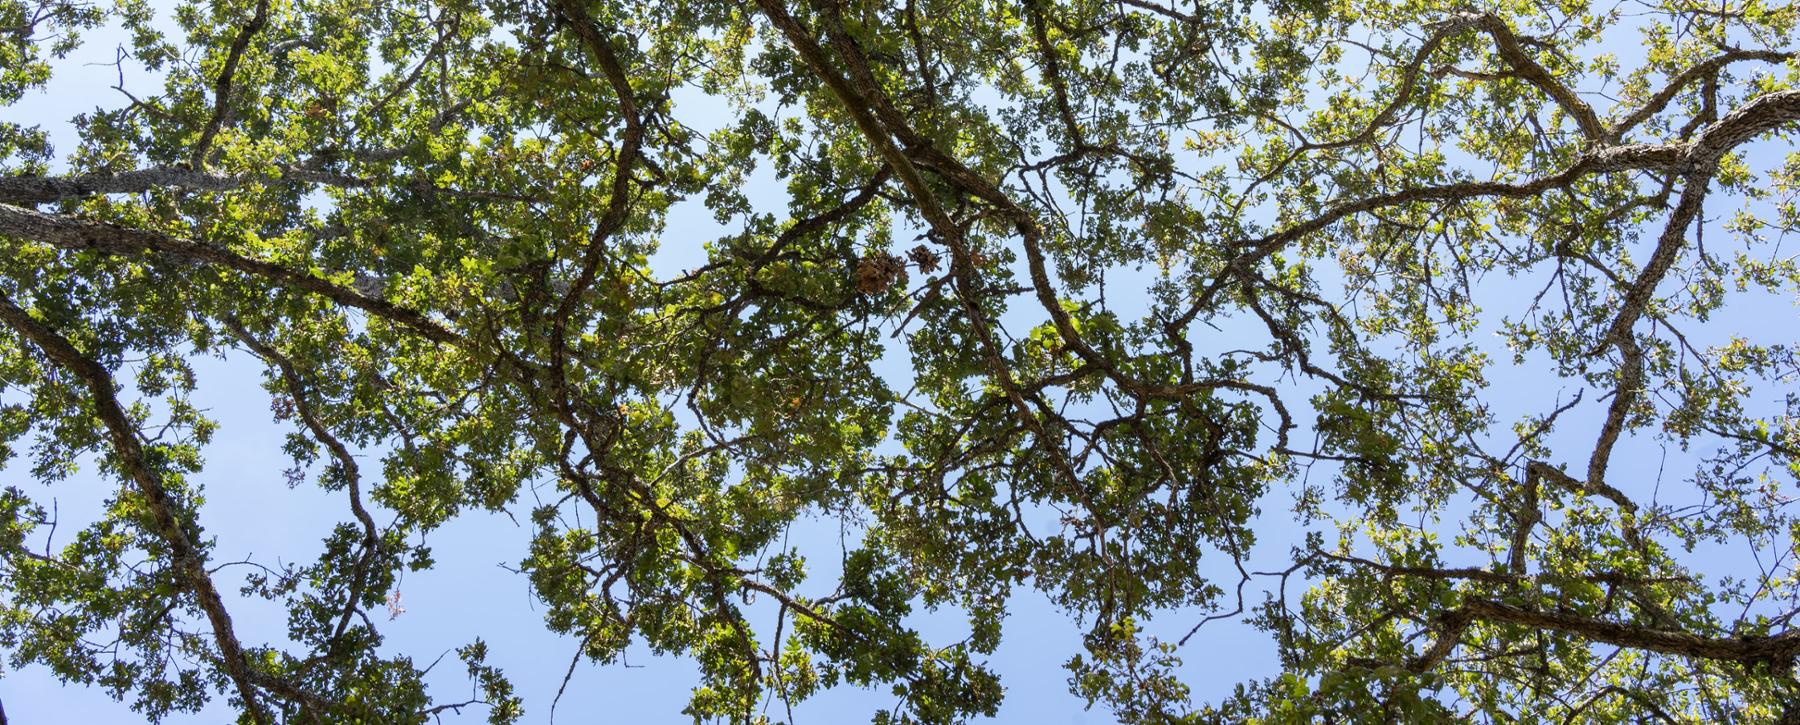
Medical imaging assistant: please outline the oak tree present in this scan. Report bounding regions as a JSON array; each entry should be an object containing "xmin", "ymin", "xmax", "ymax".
[{"xmin": 3, "ymin": 0, "xmax": 1800, "ymax": 721}]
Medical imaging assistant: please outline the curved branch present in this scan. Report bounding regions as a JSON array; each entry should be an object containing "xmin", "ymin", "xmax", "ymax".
[
  {"xmin": 1687, "ymin": 88, "xmax": 1800, "ymax": 161},
  {"xmin": 224, "ymin": 320, "xmax": 382, "ymax": 646},
  {"xmin": 545, "ymin": 0, "xmax": 647, "ymax": 418},
  {"xmin": 1611, "ymin": 49, "xmax": 1796, "ymax": 138},
  {"xmin": 1192, "ymin": 90, "xmax": 1800, "ymax": 320},
  {"xmin": 1461, "ymin": 598, "xmax": 1800, "ymax": 668},
  {"xmin": 1471, "ymin": 13, "xmax": 1607, "ymax": 142},
  {"xmin": 0, "ymin": 292, "xmax": 272, "ymax": 723},
  {"xmin": 190, "ymin": 0, "xmax": 272, "ymax": 168}
]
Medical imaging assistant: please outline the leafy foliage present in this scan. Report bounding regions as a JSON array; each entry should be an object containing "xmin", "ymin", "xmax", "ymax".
[{"xmin": 2, "ymin": 0, "xmax": 1800, "ymax": 721}]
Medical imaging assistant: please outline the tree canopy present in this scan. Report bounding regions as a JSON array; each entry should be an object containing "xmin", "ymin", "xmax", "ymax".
[{"xmin": 3, "ymin": 0, "xmax": 1800, "ymax": 721}]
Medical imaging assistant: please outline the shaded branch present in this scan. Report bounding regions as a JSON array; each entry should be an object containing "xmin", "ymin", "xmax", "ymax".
[
  {"xmin": 190, "ymin": 0, "xmax": 273, "ymax": 168},
  {"xmin": 0, "ymin": 202, "xmax": 460, "ymax": 344},
  {"xmin": 1461, "ymin": 598, "xmax": 1800, "ymax": 668}
]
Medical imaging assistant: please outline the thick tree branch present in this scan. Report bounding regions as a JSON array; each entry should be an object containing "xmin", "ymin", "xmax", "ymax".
[
  {"xmin": 0, "ymin": 202, "xmax": 460, "ymax": 344},
  {"xmin": 0, "ymin": 162, "xmax": 538, "ymax": 205},
  {"xmin": 190, "ymin": 0, "xmax": 272, "ymax": 168},
  {"xmin": 0, "ymin": 166, "xmax": 353, "ymax": 205},
  {"xmin": 762, "ymin": 0, "xmax": 1127, "ymax": 519},
  {"xmin": 1461, "ymin": 598, "xmax": 1800, "ymax": 668},
  {"xmin": 1190, "ymin": 90, "xmax": 1800, "ymax": 320},
  {"xmin": 0, "ymin": 293, "xmax": 271, "ymax": 722},
  {"xmin": 545, "ymin": 0, "xmax": 647, "ymax": 419},
  {"xmin": 1471, "ymin": 13, "xmax": 1608, "ymax": 142}
]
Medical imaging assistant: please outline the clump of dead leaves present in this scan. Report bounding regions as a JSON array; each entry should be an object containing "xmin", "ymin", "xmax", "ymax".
[
  {"xmin": 855, "ymin": 245, "xmax": 943, "ymax": 295},
  {"xmin": 855, "ymin": 252, "xmax": 909, "ymax": 294}
]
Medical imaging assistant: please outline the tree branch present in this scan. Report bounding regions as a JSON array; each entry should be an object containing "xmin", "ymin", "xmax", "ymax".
[
  {"xmin": 0, "ymin": 292, "xmax": 271, "ymax": 723},
  {"xmin": 1462, "ymin": 598, "xmax": 1800, "ymax": 668},
  {"xmin": 190, "ymin": 0, "xmax": 272, "ymax": 168},
  {"xmin": 0, "ymin": 202, "xmax": 460, "ymax": 344}
]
